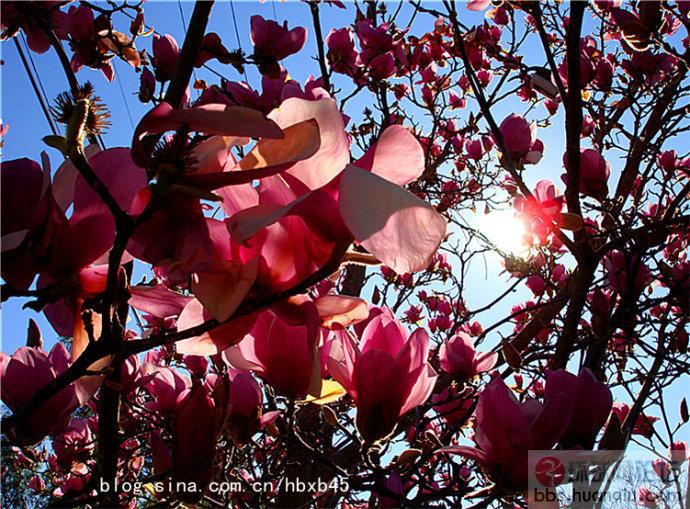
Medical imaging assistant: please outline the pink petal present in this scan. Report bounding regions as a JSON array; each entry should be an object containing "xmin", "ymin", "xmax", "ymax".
[
  {"xmin": 267, "ymin": 98, "xmax": 350, "ymax": 190},
  {"xmin": 315, "ymin": 295, "xmax": 369, "ymax": 328},
  {"xmin": 438, "ymin": 445, "xmax": 489, "ymax": 464},
  {"xmin": 180, "ymin": 119, "xmax": 321, "ymax": 191},
  {"xmin": 467, "ymin": 0, "xmax": 492, "ymax": 11},
  {"xmin": 339, "ymin": 165, "xmax": 447, "ymax": 273},
  {"xmin": 191, "ymin": 257, "xmax": 258, "ymax": 322},
  {"xmin": 132, "ymin": 102, "xmax": 284, "ymax": 167},
  {"xmin": 354, "ymin": 125, "xmax": 424, "ymax": 186},
  {"xmin": 175, "ymin": 299, "xmax": 257, "ymax": 356},
  {"xmin": 129, "ymin": 284, "xmax": 193, "ymax": 318},
  {"xmin": 474, "ymin": 351, "xmax": 498, "ymax": 373}
]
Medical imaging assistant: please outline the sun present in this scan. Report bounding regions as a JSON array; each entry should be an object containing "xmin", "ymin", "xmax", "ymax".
[{"xmin": 475, "ymin": 209, "xmax": 529, "ymax": 255}]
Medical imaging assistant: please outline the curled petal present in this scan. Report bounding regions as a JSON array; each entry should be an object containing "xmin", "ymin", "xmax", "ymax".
[
  {"xmin": 180, "ymin": 119, "xmax": 321, "ymax": 191},
  {"xmin": 131, "ymin": 102, "xmax": 284, "ymax": 167}
]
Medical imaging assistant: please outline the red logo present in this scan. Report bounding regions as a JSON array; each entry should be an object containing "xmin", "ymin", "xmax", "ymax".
[{"xmin": 534, "ymin": 456, "xmax": 566, "ymax": 487}]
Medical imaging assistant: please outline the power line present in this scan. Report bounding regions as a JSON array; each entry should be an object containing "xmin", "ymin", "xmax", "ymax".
[
  {"xmin": 115, "ymin": 63, "xmax": 135, "ymax": 130},
  {"xmin": 177, "ymin": 0, "xmax": 200, "ymax": 96},
  {"xmin": 21, "ymin": 33, "xmax": 56, "ymax": 129},
  {"xmin": 13, "ymin": 37, "xmax": 58, "ymax": 136},
  {"xmin": 229, "ymin": 0, "xmax": 250, "ymax": 85}
]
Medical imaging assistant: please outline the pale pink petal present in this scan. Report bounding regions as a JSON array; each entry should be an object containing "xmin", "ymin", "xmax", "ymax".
[
  {"xmin": 438, "ymin": 445, "xmax": 489, "ymax": 463},
  {"xmin": 132, "ymin": 102, "xmax": 284, "ymax": 167},
  {"xmin": 467, "ymin": 0, "xmax": 492, "ymax": 11},
  {"xmin": 401, "ymin": 364, "xmax": 437, "ymax": 415},
  {"xmin": 268, "ymin": 97, "xmax": 350, "ymax": 190},
  {"xmin": 191, "ymin": 257, "xmax": 258, "ymax": 322},
  {"xmin": 315, "ymin": 295, "xmax": 369, "ymax": 328},
  {"xmin": 354, "ymin": 125, "xmax": 424, "ymax": 186},
  {"xmin": 129, "ymin": 284, "xmax": 193, "ymax": 318},
  {"xmin": 474, "ymin": 351, "xmax": 498, "ymax": 373},
  {"xmin": 175, "ymin": 299, "xmax": 257, "ymax": 355},
  {"xmin": 339, "ymin": 165, "xmax": 447, "ymax": 273},
  {"xmin": 180, "ymin": 119, "xmax": 321, "ymax": 191}
]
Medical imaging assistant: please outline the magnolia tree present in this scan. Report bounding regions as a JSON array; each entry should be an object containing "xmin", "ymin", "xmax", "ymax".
[{"xmin": 1, "ymin": 0, "xmax": 689, "ymax": 508}]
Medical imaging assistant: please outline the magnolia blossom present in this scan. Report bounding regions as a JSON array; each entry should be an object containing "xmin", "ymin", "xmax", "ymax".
[
  {"xmin": 611, "ymin": 402, "xmax": 659, "ymax": 438},
  {"xmin": 327, "ymin": 308, "xmax": 437, "ymax": 442},
  {"xmin": 0, "ymin": 344, "xmax": 78, "ymax": 444},
  {"xmin": 152, "ymin": 34, "xmax": 180, "ymax": 82},
  {"xmin": 544, "ymin": 368, "xmax": 612, "ymax": 449},
  {"xmin": 172, "ymin": 382, "xmax": 217, "ymax": 502},
  {"xmin": 652, "ymin": 458, "xmax": 671, "ymax": 482},
  {"xmin": 224, "ymin": 307, "xmax": 321, "ymax": 399},
  {"xmin": 222, "ymin": 370, "xmax": 263, "ymax": 447},
  {"xmin": 250, "ymin": 15, "xmax": 307, "ymax": 76},
  {"xmin": 670, "ymin": 441, "xmax": 689, "ymax": 465},
  {"xmin": 438, "ymin": 332, "xmax": 497, "ymax": 382},
  {"xmin": 326, "ymin": 27, "xmax": 360, "ymax": 76},
  {"xmin": 498, "ymin": 113, "xmax": 544, "ymax": 165},
  {"xmin": 562, "ymin": 148, "xmax": 611, "ymax": 199},
  {"xmin": 636, "ymin": 487, "xmax": 659, "ymax": 509},
  {"xmin": 441, "ymin": 377, "xmax": 572, "ymax": 491}
]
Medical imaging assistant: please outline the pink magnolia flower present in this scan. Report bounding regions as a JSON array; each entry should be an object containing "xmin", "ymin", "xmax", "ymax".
[
  {"xmin": 603, "ymin": 250, "xmax": 652, "ymax": 294},
  {"xmin": 65, "ymin": 5, "xmax": 116, "ymax": 81},
  {"xmin": 1, "ymin": 1, "xmax": 68, "ymax": 54},
  {"xmin": 514, "ymin": 180, "xmax": 565, "ymax": 241},
  {"xmin": 652, "ymin": 458, "xmax": 671, "ymax": 482},
  {"xmin": 477, "ymin": 69, "xmax": 493, "ymax": 87},
  {"xmin": 52, "ymin": 417, "xmax": 93, "ymax": 466},
  {"xmin": 526, "ymin": 275, "xmax": 547, "ymax": 296},
  {"xmin": 326, "ymin": 27, "xmax": 360, "ymax": 76},
  {"xmin": 228, "ymin": 98, "xmax": 447, "ymax": 276},
  {"xmin": 611, "ymin": 402, "xmax": 658, "ymax": 438},
  {"xmin": 448, "ymin": 90, "xmax": 466, "ymax": 109},
  {"xmin": 438, "ymin": 332, "xmax": 497, "ymax": 382},
  {"xmin": 544, "ymin": 368, "xmax": 612, "ymax": 449},
  {"xmin": 137, "ymin": 363, "xmax": 192, "ymax": 414},
  {"xmin": 250, "ymin": 15, "xmax": 307, "ymax": 76},
  {"xmin": 441, "ymin": 377, "xmax": 572, "ymax": 491},
  {"xmin": 327, "ymin": 308, "xmax": 437, "ymax": 442},
  {"xmin": 466, "ymin": 138, "xmax": 484, "ymax": 160},
  {"xmin": 670, "ymin": 441, "xmax": 689, "ymax": 464},
  {"xmin": 152, "ymin": 34, "xmax": 180, "ymax": 82},
  {"xmin": 0, "ymin": 156, "xmax": 51, "ymax": 289},
  {"xmin": 379, "ymin": 472, "xmax": 404, "ymax": 508},
  {"xmin": 173, "ymin": 382, "xmax": 217, "ymax": 502},
  {"xmin": 224, "ymin": 307, "xmax": 321, "ymax": 399},
  {"xmin": 220, "ymin": 370, "xmax": 263, "ymax": 447},
  {"xmin": 0, "ymin": 344, "xmax": 78, "ymax": 444},
  {"xmin": 138, "ymin": 67, "xmax": 156, "ymax": 103},
  {"xmin": 562, "ymin": 148, "xmax": 611, "ymax": 199},
  {"xmin": 27, "ymin": 475, "xmax": 45, "ymax": 493},
  {"xmin": 636, "ymin": 487, "xmax": 659, "ymax": 508},
  {"xmin": 498, "ymin": 114, "xmax": 544, "ymax": 164},
  {"xmin": 432, "ymin": 385, "xmax": 474, "ymax": 426}
]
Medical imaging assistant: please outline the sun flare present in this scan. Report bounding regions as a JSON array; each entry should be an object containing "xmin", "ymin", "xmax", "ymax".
[{"xmin": 475, "ymin": 209, "xmax": 529, "ymax": 255}]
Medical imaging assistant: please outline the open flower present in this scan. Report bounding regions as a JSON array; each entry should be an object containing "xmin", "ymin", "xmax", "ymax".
[
  {"xmin": 250, "ymin": 15, "xmax": 307, "ymax": 77},
  {"xmin": 441, "ymin": 377, "xmax": 572, "ymax": 491},
  {"xmin": 544, "ymin": 368, "xmax": 612, "ymax": 449},
  {"xmin": 0, "ymin": 344, "xmax": 78, "ymax": 444},
  {"xmin": 327, "ymin": 308, "xmax": 437, "ymax": 442}
]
